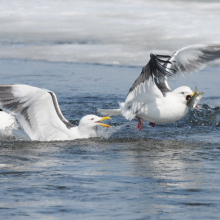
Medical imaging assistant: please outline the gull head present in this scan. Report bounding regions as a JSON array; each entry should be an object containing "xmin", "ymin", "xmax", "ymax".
[
  {"xmin": 172, "ymin": 86, "xmax": 203, "ymax": 108},
  {"xmin": 172, "ymin": 86, "xmax": 195, "ymax": 104},
  {"xmin": 78, "ymin": 115, "xmax": 111, "ymax": 129}
]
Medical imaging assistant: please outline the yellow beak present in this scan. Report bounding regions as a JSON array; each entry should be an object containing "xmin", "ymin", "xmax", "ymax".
[{"xmin": 96, "ymin": 116, "xmax": 111, "ymax": 128}]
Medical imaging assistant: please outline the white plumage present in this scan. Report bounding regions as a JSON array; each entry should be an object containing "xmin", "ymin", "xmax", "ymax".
[
  {"xmin": 0, "ymin": 84, "xmax": 110, "ymax": 141},
  {"xmin": 0, "ymin": 111, "xmax": 16, "ymax": 130},
  {"xmin": 98, "ymin": 45, "xmax": 220, "ymax": 130}
]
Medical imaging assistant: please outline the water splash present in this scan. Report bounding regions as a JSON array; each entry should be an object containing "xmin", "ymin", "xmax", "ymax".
[
  {"xmin": 0, "ymin": 122, "xmax": 30, "ymax": 141},
  {"xmin": 0, "ymin": 121, "xmax": 18, "ymax": 139},
  {"xmin": 186, "ymin": 104, "xmax": 220, "ymax": 126},
  {"xmin": 96, "ymin": 122, "xmax": 132, "ymax": 139}
]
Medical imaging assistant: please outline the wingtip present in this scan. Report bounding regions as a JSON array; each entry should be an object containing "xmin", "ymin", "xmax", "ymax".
[{"xmin": 150, "ymin": 53, "xmax": 155, "ymax": 58}]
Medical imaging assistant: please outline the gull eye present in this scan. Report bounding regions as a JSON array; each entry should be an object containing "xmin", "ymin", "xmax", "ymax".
[
  {"xmin": 186, "ymin": 95, "xmax": 191, "ymax": 101},
  {"xmin": 181, "ymin": 92, "xmax": 185, "ymax": 95},
  {"xmin": 91, "ymin": 118, "xmax": 94, "ymax": 121}
]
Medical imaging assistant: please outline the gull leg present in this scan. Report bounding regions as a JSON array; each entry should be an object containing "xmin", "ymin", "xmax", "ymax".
[
  {"xmin": 135, "ymin": 116, "xmax": 143, "ymax": 131},
  {"xmin": 149, "ymin": 122, "xmax": 156, "ymax": 127}
]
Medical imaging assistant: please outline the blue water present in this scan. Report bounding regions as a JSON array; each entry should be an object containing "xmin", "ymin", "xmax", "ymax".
[{"xmin": 1, "ymin": 59, "xmax": 220, "ymax": 219}]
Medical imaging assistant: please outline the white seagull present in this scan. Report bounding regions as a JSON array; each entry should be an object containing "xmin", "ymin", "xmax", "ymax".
[
  {"xmin": 98, "ymin": 45, "xmax": 220, "ymax": 130},
  {"xmin": 0, "ymin": 84, "xmax": 110, "ymax": 141}
]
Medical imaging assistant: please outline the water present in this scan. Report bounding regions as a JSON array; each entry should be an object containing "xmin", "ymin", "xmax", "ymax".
[
  {"xmin": 1, "ymin": 0, "xmax": 220, "ymax": 219},
  {"xmin": 1, "ymin": 59, "xmax": 220, "ymax": 219}
]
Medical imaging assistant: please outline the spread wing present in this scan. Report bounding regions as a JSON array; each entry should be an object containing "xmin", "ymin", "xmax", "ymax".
[
  {"xmin": 165, "ymin": 45, "xmax": 220, "ymax": 74},
  {"xmin": 0, "ymin": 84, "xmax": 75, "ymax": 141}
]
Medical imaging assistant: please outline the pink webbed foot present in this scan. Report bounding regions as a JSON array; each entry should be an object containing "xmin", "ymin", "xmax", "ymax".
[
  {"xmin": 149, "ymin": 122, "xmax": 156, "ymax": 127},
  {"xmin": 136, "ymin": 116, "xmax": 143, "ymax": 131}
]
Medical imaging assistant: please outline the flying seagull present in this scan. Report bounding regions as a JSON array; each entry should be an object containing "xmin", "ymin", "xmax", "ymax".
[
  {"xmin": 98, "ymin": 45, "xmax": 220, "ymax": 130},
  {"xmin": 0, "ymin": 84, "xmax": 110, "ymax": 141}
]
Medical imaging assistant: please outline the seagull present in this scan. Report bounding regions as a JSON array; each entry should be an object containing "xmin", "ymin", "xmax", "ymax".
[
  {"xmin": 98, "ymin": 45, "xmax": 220, "ymax": 130},
  {"xmin": 0, "ymin": 84, "xmax": 110, "ymax": 141}
]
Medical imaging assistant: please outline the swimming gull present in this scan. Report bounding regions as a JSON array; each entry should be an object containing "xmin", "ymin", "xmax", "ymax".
[{"xmin": 0, "ymin": 84, "xmax": 110, "ymax": 141}]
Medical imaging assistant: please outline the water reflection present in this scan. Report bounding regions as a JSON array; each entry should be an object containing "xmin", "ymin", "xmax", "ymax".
[{"xmin": 0, "ymin": 138, "xmax": 220, "ymax": 218}]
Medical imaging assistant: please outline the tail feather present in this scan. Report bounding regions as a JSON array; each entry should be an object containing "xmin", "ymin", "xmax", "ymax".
[
  {"xmin": 97, "ymin": 108, "xmax": 122, "ymax": 116},
  {"xmin": 98, "ymin": 102, "xmax": 136, "ymax": 120}
]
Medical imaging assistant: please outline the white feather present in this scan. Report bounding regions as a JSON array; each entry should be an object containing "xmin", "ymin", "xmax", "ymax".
[
  {"xmin": 0, "ymin": 85, "xmax": 110, "ymax": 141},
  {"xmin": 0, "ymin": 111, "xmax": 16, "ymax": 130}
]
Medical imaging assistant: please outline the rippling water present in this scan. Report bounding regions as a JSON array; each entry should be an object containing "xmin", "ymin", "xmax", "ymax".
[
  {"xmin": 0, "ymin": 59, "xmax": 220, "ymax": 219},
  {"xmin": 1, "ymin": 0, "xmax": 220, "ymax": 218}
]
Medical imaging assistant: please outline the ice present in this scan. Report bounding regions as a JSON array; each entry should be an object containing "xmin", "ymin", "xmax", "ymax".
[{"xmin": 0, "ymin": 0, "xmax": 220, "ymax": 66}]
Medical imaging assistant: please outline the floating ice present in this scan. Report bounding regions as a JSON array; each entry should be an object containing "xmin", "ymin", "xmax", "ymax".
[{"xmin": 0, "ymin": 0, "xmax": 220, "ymax": 66}]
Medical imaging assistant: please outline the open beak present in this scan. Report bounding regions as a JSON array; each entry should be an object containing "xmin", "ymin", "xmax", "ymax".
[{"xmin": 96, "ymin": 116, "xmax": 111, "ymax": 128}]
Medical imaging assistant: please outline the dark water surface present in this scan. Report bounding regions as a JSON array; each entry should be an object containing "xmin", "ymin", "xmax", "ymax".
[{"xmin": 1, "ymin": 59, "xmax": 220, "ymax": 219}]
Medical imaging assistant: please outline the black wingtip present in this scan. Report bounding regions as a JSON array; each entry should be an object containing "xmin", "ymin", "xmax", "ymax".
[
  {"xmin": 149, "ymin": 53, "xmax": 173, "ymax": 82},
  {"xmin": 127, "ymin": 53, "xmax": 173, "ymax": 96}
]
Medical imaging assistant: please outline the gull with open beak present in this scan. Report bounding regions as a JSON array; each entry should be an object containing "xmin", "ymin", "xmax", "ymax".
[{"xmin": 0, "ymin": 84, "xmax": 110, "ymax": 141}]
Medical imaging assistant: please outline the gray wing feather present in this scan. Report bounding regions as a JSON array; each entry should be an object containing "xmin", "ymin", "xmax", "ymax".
[
  {"xmin": 0, "ymin": 85, "xmax": 75, "ymax": 130},
  {"xmin": 0, "ymin": 85, "xmax": 25, "ymax": 114},
  {"xmin": 168, "ymin": 45, "xmax": 220, "ymax": 74},
  {"xmin": 47, "ymin": 91, "xmax": 75, "ymax": 128}
]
